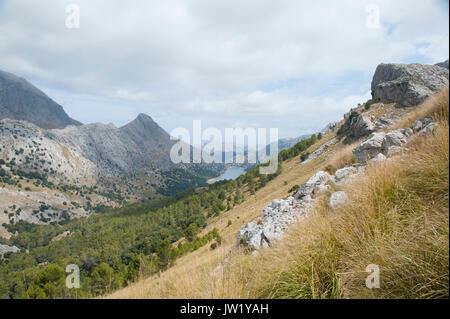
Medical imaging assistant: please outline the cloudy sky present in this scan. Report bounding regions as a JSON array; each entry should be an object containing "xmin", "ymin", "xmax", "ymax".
[{"xmin": 0, "ymin": 0, "xmax": 448, "ymax": 141}]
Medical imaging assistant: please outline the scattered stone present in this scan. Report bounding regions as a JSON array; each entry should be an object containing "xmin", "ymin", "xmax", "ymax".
[
  {"xmin": 338, "ymin": 114, "xmax": 375, "ymax": 141},
  {"xmin": 237, "ymin": 172, "xmax": 333, "ymax": 251},
  {"xmin": 382, "ymin": 129, "xmax": 411, "ymax": 149},
  {"xmin": 328, "ymin": 191, "xmax": 348, "ymax": 210},
  {"xmin": 333, "ymin": 166, "xmax": 358, "ymax": 184},
  {"xmin": 353, "ymin": 132, "xmax": 386, "ymax": 164},
  {"xmin": 300, "ymin": 138, "xmax": 338, "ymax": 164},
  {"xmin": 369, "ymin": 153, "xmax": 387, "ymax": 164},
  {"xmin": 418, "ymin": 122, "xmax": 439, "ymax": 136},
  {"xmin": 294, "ymin": 171, "xmax": 331, "ymax": 199}
]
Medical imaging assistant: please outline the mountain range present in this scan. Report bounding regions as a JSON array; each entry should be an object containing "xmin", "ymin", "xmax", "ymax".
[{"xmin": 0, "ymin": 59, "xmax": 448, "ymax": 300}]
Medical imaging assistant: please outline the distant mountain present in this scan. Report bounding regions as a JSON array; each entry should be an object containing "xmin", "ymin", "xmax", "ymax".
[
  {"xmin": 0, "ymin": 69, "xmax": 81, "ymax": 128},
  {"xmin": 258, "ymin": 134, "xmax": 311, "ymax": 160},
  {"xmin": 0, "ymin": 70, "xmax": 224, "ymax": 201},
  {"xmin": 120, "ymin": 113, "xmax": 176, "ymax": 169},
  {"xmin": 47, "ymin": 113, "xmax": 178, "ymax": 176}
]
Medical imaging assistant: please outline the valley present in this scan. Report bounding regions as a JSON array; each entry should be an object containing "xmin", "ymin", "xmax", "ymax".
[{"xmin": 0, "ymin": 49, "xmax": 448, "ymax": 300}]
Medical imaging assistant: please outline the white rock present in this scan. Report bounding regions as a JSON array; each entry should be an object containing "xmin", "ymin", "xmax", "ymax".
[
  {"xmin": 383, "ymin": 129, "xmax": 408, "ymax": 148},
  {"xmin": 294, "ymin": 171, "xmax": 331, "ymax": 199},
  {"xmin": 333, "ymin": 166, "xmax": 358, "ymax": 184},
  {"xmin": 413, "ymin": 120, "xmax": 423, "ymax": 132},
  {"xmin": 0, "ymin": 244, "xmax": 20, "ymax": 254},
  {"xmin": 418, "ymin": 122, "xmax": 438, "ymax": 136},
  {"xmin": 386, "ymin": 145, "xmax": 404, "ymax": 158},
  {"xmin": 413, "ymin": 118, "xmax": 433, "ymax": 133},
  {"xmin": 328, "ymin": 191, "xmax": 348, "ymax": 210},
  {"xmin": 353, "ymin": 132, "xmax": 386, "ymax": 164},
  {"xmin": 369, "ymin": 153, "xmax": 387, "ymax": 164},
  {"xmin": 236, "ymin": 222, "xmax": 264, "ymax": 250}
]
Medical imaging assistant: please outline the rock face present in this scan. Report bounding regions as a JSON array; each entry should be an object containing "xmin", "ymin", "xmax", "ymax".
[
  {"xmin": 0, "ymin": 244, "xmax": 20, "ymax": 254},
  {"xmin": 352, "ymin": 132, "xmax": 386, "ymax": 164},
  {"xmin": 371, "ymin": 62, "xmax": 449, "ymax": 106},
  {"xmin": 120, "ymin": 114, "xmax": 177, "ymax": 170},
  {"xmin": 48, "ymin": 114, "xmax": 178, "ymax": 177},
  {"xmin": 0, "ymin": 119, "xmax": 97, "ymax": 183},
  {"xmin": 338, "ymin": 113, "xmax": 375, "ymax": 140},
  {"xmin": 48, "ymin": 113, "xmax": 227, "ymax": 179},
  {"xmin": 0, "ymin": 69, "xmax": 82, "ymax": 128},
  {"xmin": 353, "ymin": 122, "xmax": 435, "ymax": 164}
]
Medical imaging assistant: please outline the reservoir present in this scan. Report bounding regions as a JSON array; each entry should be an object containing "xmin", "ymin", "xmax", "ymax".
[{"xmin": 208, "ymin": 167, "xmax": 246, "ymax": 184}]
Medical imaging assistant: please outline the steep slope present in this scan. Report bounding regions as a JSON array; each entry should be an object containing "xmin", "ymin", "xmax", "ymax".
[
  {"xmin": 0, "ymin": 70, "xmax": 81, "ymax": 128},
  {"xmin": 0, "ymin": 119, "xmax": 120, "ymax": 238},
  {"xmin": 107, "ymin": 88, "xmax": 448, "ymax": 299},
  {"xmin": 107, "ymin": 72, "xmax": 448, "ymax": 299},
  {"xmin": 47, "ymin": 114, "xmax": 224, "ymax": 195},
  {"xmin": 119, "ymin": 113, "xmax": 177, "ymax": 170}
]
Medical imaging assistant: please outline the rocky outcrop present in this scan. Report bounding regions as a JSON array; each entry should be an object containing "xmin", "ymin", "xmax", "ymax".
[
  {"xmin": 237, "ymin": 196, "xmax": 306, "ymax": 250},
  {"xmin": 237, "ymin": 116, "xmax": 441, "ymax": 251},
  {"xmin": 353, "ymin": 119, "xmax": 436, "ymax": 164},
  {"xmin": 236, "ymin": 60, "xmax": 446, "ymax": 253},
  {"xmin": 0, "ymin": 244, "xmax": 20, "ymax": 254},
  {"xmin": 371, "ymin": 62, "xmax": 449, "ymax": 106},
  {"xmin": 0, "ymin": 69, "xmax": 81, "ymax": 128},
  {"xmin": 412, "ymin": 118, "xmax": 439, "ymax": 136},
  {"xmin": 294, "ymin": 171, "xmax": 331, "ymax": 199},
  {"xmin": 338, "ymin": 113, "xmax": 375, "ymax": 141},
  {"xmin": 237, "ymin": 171, "xmax": 333, "ymax": 250},
  {"xmin": 352, "ymin": 132, "xmax": 386, "ymax": 164},
  {"xmin": 332, "ymin": 166, "xmax": 362, "ymax": 184}
]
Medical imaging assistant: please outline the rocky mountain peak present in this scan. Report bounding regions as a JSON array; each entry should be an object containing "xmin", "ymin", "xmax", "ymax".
[{"xmin": 0, "ymin": 69, "xmax": 82, "ymax": 128}]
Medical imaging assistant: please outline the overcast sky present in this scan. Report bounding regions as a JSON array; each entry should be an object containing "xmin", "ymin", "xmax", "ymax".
[{"xmin": 0, "ymin": 0, "xmax": 448, "ymax": 140}]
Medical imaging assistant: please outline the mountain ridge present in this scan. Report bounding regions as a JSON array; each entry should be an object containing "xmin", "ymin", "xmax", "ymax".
[{"xmin": 0, "ymin": 69, "xmax": 82, "ymax": 128}]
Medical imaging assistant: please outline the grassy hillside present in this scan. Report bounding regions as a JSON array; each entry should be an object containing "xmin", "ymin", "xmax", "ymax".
[
  {"xmin": 0, "ymin": 129, "xmax": 321, "ymax": 298},
  {"xmin": 108, "ymin": 89, "xmax": 448, "ymax": 299}
]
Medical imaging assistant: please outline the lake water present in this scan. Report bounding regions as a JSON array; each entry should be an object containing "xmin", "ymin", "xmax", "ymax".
[{"xmin": 209, "ymin": 167, "xmax": 246, "ymax": 183}]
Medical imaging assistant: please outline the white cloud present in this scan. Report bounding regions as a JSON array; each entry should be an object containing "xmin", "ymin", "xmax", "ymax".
[{"xmin": 0, "ymin": 0, "xmax": 448, "ymax": 138}]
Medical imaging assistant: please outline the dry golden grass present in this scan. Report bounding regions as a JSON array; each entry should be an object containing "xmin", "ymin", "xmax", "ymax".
[
  {"xmin": 107, "ymin": 88, "xmax": 449, "ymax": 299},
  {"xmin": 392, "ymin": 88, "xmax": 449, "ymax": 130}
]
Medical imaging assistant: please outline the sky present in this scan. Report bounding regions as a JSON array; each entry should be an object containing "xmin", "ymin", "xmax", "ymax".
[{"xmin": 0, "ymin": 0, "xmax": 448, "ymax": 142}]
